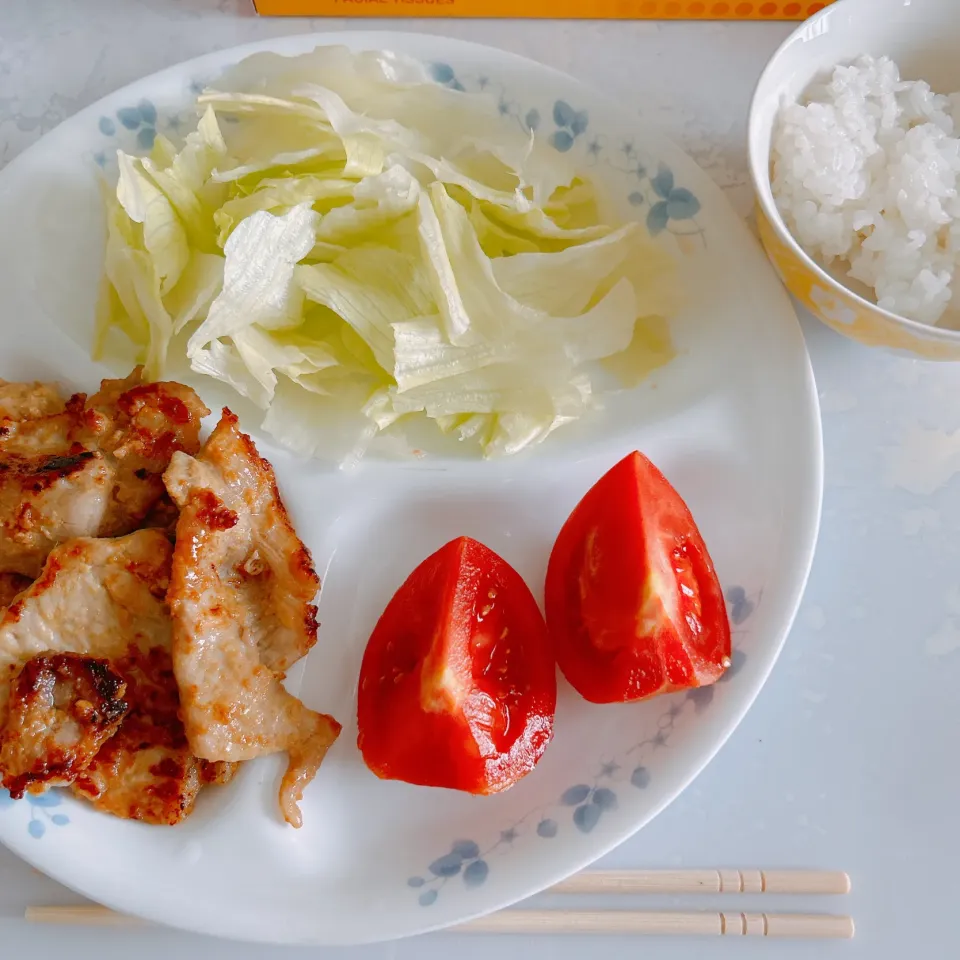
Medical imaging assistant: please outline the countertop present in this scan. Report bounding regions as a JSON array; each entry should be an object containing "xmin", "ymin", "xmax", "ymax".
[{"xmin": 1, "ymin": 2, "xmax": 957, "ymax": 957}]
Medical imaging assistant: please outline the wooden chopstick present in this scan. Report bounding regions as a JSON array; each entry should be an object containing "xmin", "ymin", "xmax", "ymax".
[
  {"xmin": 457, "ymin": 910, "xmax": 855, "ymax": 938},
  {"xmin": 25, "ymin": 869, "xmax": 853, "ymax": 939},
  {"xmin": 24, "ymin": 905, "xmax": 854, "ymax": 939},
  {"xmin": 27, "ymin": 906, "xmax": 138, "ymax": 927},
  {"xmin": 551, "ymin": 869, "xmax": 850, "ymax": 896}
]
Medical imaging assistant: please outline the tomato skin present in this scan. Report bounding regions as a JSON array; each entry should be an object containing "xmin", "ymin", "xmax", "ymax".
[
  {"xmin": 357, "ymin": 537, "xmax": 556, "ymax": 794},
  {"xmin": 545, "ymin": 452, "xmax": 731, "ymax": 704}
]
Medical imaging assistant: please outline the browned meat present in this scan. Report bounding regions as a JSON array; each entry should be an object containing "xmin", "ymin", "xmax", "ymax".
[
  {"xmin": 0, "ymin": 531, "xmax": 234, "ymax": 823},
  {"xmin": 73, "ymin": 644, "xmax": 237, "ymax": 825},
  {"xmin": 164, "ymin": 409, "xmax": 340, "ymax": 828},
  {"xmin": 0, "ymin": 653, "xmax": 128, "ymax": 797},
  {"xmin": 0, "ymin": 573, "xmax": 30, "ymax": 613},
  {"xmin": 139, "ymin": 492, "xmax": 180, "ymax": 541},
  {"xmin": 0, "ymin": 451, "xmax": 116, "ymax": 578},
  {"xmin": 0, "ymin": 380, "xmax": 65, "ymax": 422},
  {"xmin": 0, "ymin": 368, "xmax": 209, "ymax": 578}
]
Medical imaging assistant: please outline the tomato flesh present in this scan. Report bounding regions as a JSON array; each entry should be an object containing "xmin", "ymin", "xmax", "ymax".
[
  {"xmin": 357, "ymin": 537, "xmax": 556, "ymax": 793},
  {"xmin": 545, "ymin": 452, "xmax": 731, "ymax": 703}
]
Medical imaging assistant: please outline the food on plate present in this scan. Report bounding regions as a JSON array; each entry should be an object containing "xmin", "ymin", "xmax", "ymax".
[
  {"xmin": 164, "ymin": 409, "xmax": 341, "ymax": 827},
  {"xmin": 0, "ymin": 573, "xmax": 30, "ymax": 614},
  {"xmin": 0, "ymin": 653, "xmax": 128, "ymax": 798},
  {"xmin": 0, "ymin": 370, "xmax": 333, "ymax": 827},
  {"xmin": 73, "ymin": 643, "xmax": 238, "ymax": 826},
  {"xmin": 0, "ymin": 368, "xmax": 209, "ymax": 578},
  {"xmin": 0, "ymin": 531, "xmax": 228, "ymax": 824},
  {"xmin": 772, "ymin": 55, "xmax": 960, "ymax": 327},
  {"xmin": 94, "ymin": 45, "xmax": 679, "ymax": 463},
  {"xmin": 0, "ymin": 380, "xmax": 65, "ymax": 422},
  {"xmin": 357, "ymin": 536, "xmax": 555, "ymax": 793},
  {"xmin": 0, "ymin": 532, "xmax": 224, "ymax": 824},
  {"xmin": 545, "ymin": 451, "xmax": 730, "ymax": 703}
]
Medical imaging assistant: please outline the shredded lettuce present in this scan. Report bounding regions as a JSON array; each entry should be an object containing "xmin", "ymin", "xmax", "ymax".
[{"xmin": 95, "ymin": 45, "xmax": 679, "ymax": 461}]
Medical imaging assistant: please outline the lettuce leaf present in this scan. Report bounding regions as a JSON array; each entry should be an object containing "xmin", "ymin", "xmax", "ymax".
[{"xmin": 96, "ymin": 45, "xmax": 679, "ymax": 462}]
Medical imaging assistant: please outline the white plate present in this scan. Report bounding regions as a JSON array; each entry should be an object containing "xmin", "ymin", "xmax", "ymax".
[{"xmin": 0, "ymin": 32, "xmax": 822, "ymax": 945}]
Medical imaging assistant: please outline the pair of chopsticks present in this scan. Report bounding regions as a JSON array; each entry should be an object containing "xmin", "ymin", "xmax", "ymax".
[{"xmin": 26, "ymin": 868, "xmax": 854, "ymax": 939}]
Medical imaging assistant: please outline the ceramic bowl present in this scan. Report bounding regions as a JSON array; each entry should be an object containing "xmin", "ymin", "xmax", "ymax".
[{"xmin": 748, "ymin": 0, "xmax": 960, "ymax": 359}]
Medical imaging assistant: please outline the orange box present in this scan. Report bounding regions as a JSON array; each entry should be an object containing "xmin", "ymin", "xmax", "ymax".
[{"xmin": 253, "ymin": 0, "xmax": 833, "ymax": 18}]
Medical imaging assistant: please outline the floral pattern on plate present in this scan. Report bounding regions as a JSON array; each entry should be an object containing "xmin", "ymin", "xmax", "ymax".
[
  {"xmin": 93, "ymin": 60, "xmax": 704, "ymax": 250},
  {"xmin": 0, "ymin": 788, "xmax": 70, "ymax": 839},
  {"xmin": 408, "ymin": 588, "xmax": 754, "ymax": 905}
]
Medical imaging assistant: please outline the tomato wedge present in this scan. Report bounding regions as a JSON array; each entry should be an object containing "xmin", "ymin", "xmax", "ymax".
[
  {"xmin": 545, "ymin": 452, "xmax": 731, "ymax": 704},
  {"xmin": 357, "ymin": 536, "xmax": 556, "ymax": 794}
]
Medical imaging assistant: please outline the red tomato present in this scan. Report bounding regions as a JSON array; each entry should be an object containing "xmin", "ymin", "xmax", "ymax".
[
  {"xmin": 357, "ymin": 536, "xmax": 556, "ymax": 794},
  {"xmin": 545, "ymin": 452, "xmax": 731, "ymax": 704}
]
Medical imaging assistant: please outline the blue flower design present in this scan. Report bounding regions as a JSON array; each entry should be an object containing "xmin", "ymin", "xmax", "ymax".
[
  {"xmin": 0, "ymin": 788, "xmax": 70, "ymax": 838},
  {"xmin": 687, "ymin": 685, "xmax": 714, "ymax": 712},
  {"xmin": 429, "ymin": 852, "xmax": 465, "ymax": 877},
  {"xmin": 573, "ymin": 803, "xmax": 601, "ymax": 833},
  {"xmin": 137, "ymin": 99, "xmax": 157, "ymax": 125},
  {"xmin": 429, "ymin": 62, "xmax": 465, "ymax": 92},
  {"xmin": 116, "ymin": 107, "xmax": 141, "ymax": 131},
  {"xmin": 405, "ymin": 634, "xmax": 747, "ymax": 898},
  {"xmin": 412, "ymin": 837, "xmax": 492, "ymax": 905},
  {"xmin": 549, "ymin": 99, "xmax": 589, "ymax": 153},
  {"xmin": 537, "ymin": 818, "xmax": 558, "ymax": 838},
  {"xmin": 100, "ymin": 99, "xmax": 158, "ymax": 157},
  {"xmin": 430, "ymin": 62, "xmax": 455, "ymax": 84},
  {"xmin": 451, "ymin": 839, "xmax": 480, "ymax": 859},
  {"xmin": 557, "ymin": 782, "xmax": 619, "ymax": 834},
  {"xmin": 630, "ymin": 765, "xmax": 651, "ymax": 789},
  {"xmin": 463, "ymin": 859, "xmax": 489, "ymax": 887},
  {"xmin": 592, "ymin": 787, "xmax": 617, "ymax": 811},
  {"xmin": 726, "ymin": 586, "xmax": 756, "ymax": 625},
  {"xmin": 645, "ymin": 164, "xmax": 702, "ymax": 236},
  {"xmin": 560, "ymin": 784, "xmax": 591, "ymax": 806}
]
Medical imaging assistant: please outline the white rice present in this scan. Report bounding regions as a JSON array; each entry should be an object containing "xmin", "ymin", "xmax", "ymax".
[{"xmin": 771, "ymin": 55, "xmax": 960, "ymax": 327}]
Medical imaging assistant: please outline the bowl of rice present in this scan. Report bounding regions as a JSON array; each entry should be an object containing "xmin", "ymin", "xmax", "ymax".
[{"xmin": 748, "ymin": 0, "xmax": 960, "ymax": 358}]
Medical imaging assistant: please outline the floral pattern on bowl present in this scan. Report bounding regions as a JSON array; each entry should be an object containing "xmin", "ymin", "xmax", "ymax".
[{"xmin": 755, "ymin": 193, "xmax": 960, "ymax": 360}]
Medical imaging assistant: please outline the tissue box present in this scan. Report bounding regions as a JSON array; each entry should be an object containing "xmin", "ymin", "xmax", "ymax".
[{"xmin": 253, "ymin": 0, "xmax": 833, "ymax": 18}]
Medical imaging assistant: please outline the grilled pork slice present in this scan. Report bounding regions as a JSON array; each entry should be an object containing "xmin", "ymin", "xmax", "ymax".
[
  {"xmin": 0, "ymin": 369, "xmax": 209, "ymax": 578},
  {"xmin": 72, "ymin": 644, "xmax": 237, "ymax": 825},
  {"xmin": 164, "ymin": 409, "xmax": 341, "ymax": 828},
  {"xmin": 0, "ymin": 531, "xmax": 232, "ymax": 823},
  {"xmin": 0, "ymin": 573, "xmax": 30, "ymax": 615},
  {"xmin": 0, "ymin": 380, "xmax": 65, "ymax": 422},
  {"xmin": 0, "ymin": 653, "xmax": 128, "ymax": 797}
]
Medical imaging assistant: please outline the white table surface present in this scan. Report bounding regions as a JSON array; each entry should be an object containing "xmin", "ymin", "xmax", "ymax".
[{"xmin": 1, "ymin": 1, "xmax": 957, "ymax": 956}]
